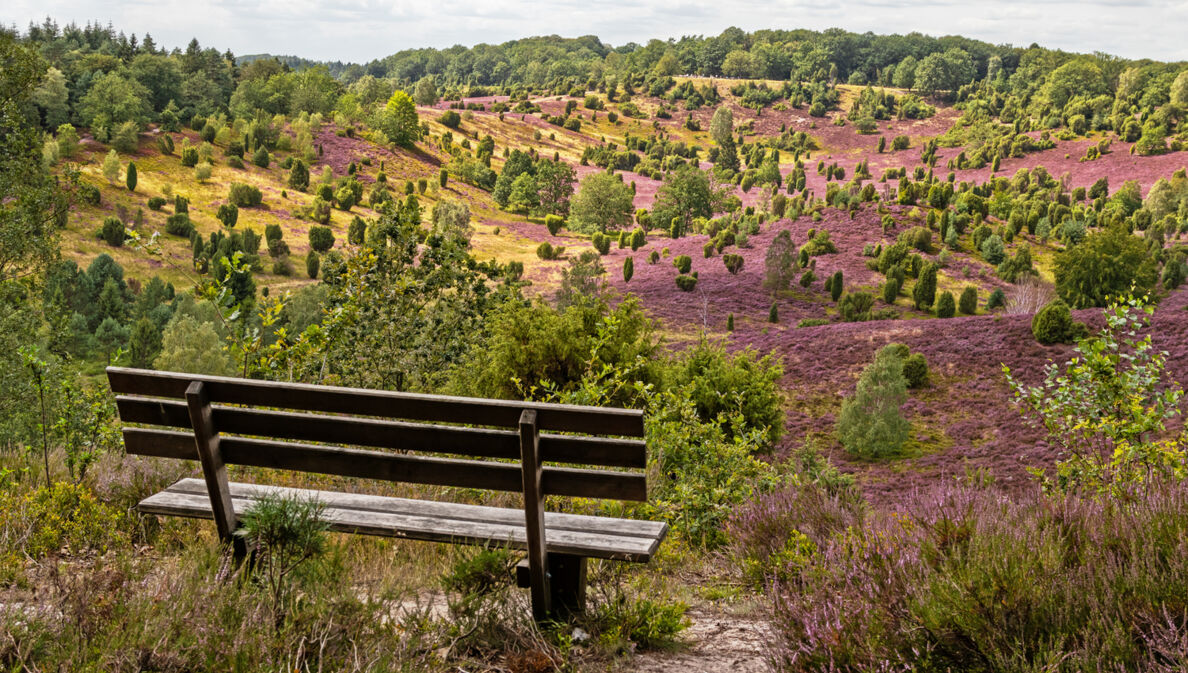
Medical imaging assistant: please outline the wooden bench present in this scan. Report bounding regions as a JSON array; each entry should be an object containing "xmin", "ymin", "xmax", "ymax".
[{"xmin": 106, "ymin": 367, "xmax": 667, "ymax": 620}]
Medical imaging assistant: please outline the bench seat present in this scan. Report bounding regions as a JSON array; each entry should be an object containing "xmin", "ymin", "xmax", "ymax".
[{"xmin": 141, "ymin": 478, "xmax": 668, "ymax": 562}]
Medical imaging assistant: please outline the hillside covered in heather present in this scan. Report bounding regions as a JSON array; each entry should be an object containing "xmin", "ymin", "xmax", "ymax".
[{"xmin": 4, "ymin": 20, "xmax": 1188, "ymax": 672}]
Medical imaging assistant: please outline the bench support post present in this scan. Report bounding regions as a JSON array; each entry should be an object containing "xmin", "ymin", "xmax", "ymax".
[
  {"xmin": 186, "ymin": 381, "xmax": 246, "ymax": 560},
  {"xmin": 519, "ymin": 409, "xmax": 550, "ymax": 620},
  {"xmin": 547, "ymin": 553, "xmax": 587, "ymax": 618}
]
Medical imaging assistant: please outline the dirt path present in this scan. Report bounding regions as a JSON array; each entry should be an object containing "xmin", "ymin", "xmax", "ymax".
[{"xmin": 631, "ymin": 607, "xmax": 772, "ymax": 673}]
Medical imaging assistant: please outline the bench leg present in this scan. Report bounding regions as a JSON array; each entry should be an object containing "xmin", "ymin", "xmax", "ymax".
[
  {"xmin": 548, "ymin": 554, "xmax": 587, "ymax": 619},
  {"xmin": 516, "ymin": 553, "xmax": 588, "ymax": 619}
]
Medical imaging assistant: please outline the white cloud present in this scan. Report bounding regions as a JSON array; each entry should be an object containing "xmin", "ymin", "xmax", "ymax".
[{"xmin": 3, "ymin": 0, "xmax": 1185, "ymax": 62}]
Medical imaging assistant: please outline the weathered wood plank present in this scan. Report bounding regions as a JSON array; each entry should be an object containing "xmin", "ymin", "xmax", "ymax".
[
  {"xmin": 107, "ymin": 368, "xmax": 645, "ymax": 436},
  {"xmin": 120, "ymin": 429, "xmax": 649, "ymax": 501},
  {"xmin": 166, "ymin": 478, "xmax": 668, "ymax": 540},
  {"xmin": 138, "ymin": 487, "xmax": 663, "ymax": 561},
  {"xmin": 519, "ymin": 410, "xmax": 550, "ymax": 619},
  {"xmin": 185, "ymin": 382, "xmax": 244, "ymax": 558},
  {"xmin": 115, "ymin": 396, "xmax": 646, "ymax": 468}
]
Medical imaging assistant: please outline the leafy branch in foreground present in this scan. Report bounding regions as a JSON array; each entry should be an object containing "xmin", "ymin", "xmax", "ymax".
[{"xmin": 1004, "ymin": 295, "xmax": 1187, "ymax": 495}]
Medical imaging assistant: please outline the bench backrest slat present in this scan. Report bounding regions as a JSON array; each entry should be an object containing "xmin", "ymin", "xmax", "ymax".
[
  {"xmin": 116, "ymin": 396, "xmax": 646, "ymax": 469},
  {"xmin": 108, "ymin": 368, "xmax": 644, "ymax": 436},
  {"xmin": 121, "ymin": 428, "xmax": 648, "ymax": 500}
]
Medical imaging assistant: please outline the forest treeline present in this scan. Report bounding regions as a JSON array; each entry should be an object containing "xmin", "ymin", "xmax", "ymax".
[{"xmin": 12, "ymin": 18, "xmax": 1188, "ymax": 146}]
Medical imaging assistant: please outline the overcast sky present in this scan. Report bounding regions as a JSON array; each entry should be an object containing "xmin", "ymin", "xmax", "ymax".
[{"xmin": 4, "ymin": 0, "xmax": 1186, "ymax": 64}]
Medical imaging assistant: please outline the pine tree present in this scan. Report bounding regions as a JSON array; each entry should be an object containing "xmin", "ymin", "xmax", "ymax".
[
  {"xmin": 913, "ymin": 262, "xmax": 937, "ymax": 310},
  {"xmin": 836, "ymin": 346, "xmax": 910, "ymax": 459},
  {"xmin": 830, "ymin": 270, "xmax": 844, "ymax": 301},
  {"xmin": 289, "ymin": 159, "xmax": 309, "ymax": 192}
]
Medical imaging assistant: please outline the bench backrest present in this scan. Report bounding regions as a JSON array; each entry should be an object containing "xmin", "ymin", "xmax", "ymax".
[{"xmin": 107, "ymin": 367, "xmax": 648, "ymax": 501}]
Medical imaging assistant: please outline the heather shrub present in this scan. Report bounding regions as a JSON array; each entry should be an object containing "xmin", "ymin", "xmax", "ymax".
[
  {"xmin": 768, "ymin": 482, "xmax": 1188, "ymax": 672},
  {"xmin": 728, "ymin": 476, "xmax": 860, "ymax": 589},
  {"xmin": 836, "ymin": 345, "xmax": 910, "ymax": 459},
  {"xmin": 0, "ymin": 481, "xmax": 128, "ymax": 558}
]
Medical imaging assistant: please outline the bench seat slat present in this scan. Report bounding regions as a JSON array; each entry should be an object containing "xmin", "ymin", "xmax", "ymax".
[
  {"xmin": 122, "ymin": 429, "xmax": 649, "ymax": 501},
  {"xmin": 108, "ymin": 368, "xmax": 644, "ymax": 436},
  {"xmin": 140, "ymin": 479, "xmax": 666, "ymax": 562},
  {"xmin": 116, "ymin": 397, "xmax": 646, "ymax": 469}
]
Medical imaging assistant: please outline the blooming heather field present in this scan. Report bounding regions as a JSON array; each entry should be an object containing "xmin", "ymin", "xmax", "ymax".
[{"xmin": 63, "ymin": 79, "xmax": 1188, "ymax": 503}]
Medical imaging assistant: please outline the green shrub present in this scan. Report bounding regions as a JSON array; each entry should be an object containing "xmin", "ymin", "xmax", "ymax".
[
  {"xmin": 673, "ymin": 255, "xmax": 692, "ymax": 274},
  {"xmin": 674, "ymin": 339, "xmax": 785, "ymax": 444},
  {"xmin": 675, "ymin": 274, "xmax": 698, "ymax": 291},
  {"xmin": 217, "ymin": 203, "xmax": 238, "ymax": 228},
  {"xmin": 912, "ymin": 262, "xmax": 937, "ymax": 310},
  {"xmin": 1032, "ymin": 299, "xmax": 1085, "ymax": 344},
  {"xmin": 839, "ymin": 292, "xmax": 875, "ymax": 322},
  {"xmin": 536, "ymin": 241, "xmax": 563, "ymax": 260},
  {"xmin": 440, "ymin": 547, "xmax": 515, "ymax": 597},
  {"xmin": 935, "ymin": 291, "xmax": 955, "ymax": 318},
  {"xmin": 308, "ymin": 225, "xmax": 335, "ymax": 253},
  {"xmin": 902, "ymin": 352, "xmax": 928, "ymax": 388},
  {"xmin": 0, "ymin": 482, "xmax": 127, "ymax": 558},
  {"xmin": 252, "ymin": 146, "xmax": 270, "ymax": 168},
  {"xmin": 179, "ymin": 146, "xmax": 198, "ymax": 167},
  {"xmin": 100, "ymin": 217, "xmax": 125, "ymax": 247},
  {"xmin": 236, "ymin": 493, "xmax": 328, "ymax": 609},
  {"xmin": 958, "ymin": 286, "xmax": 978, "ymax": 314},
  {"xmin": 986, "ymin": 287, "xmax": 1006, "ymax": 310},
  {"xmin": 723, "ymin": 253, "xmax": 744, "ymax": 275},
  {"xmin": 623, "ymin": 256, "xmax": 634, "ymax": 282},
  {"xmin": 769, "ymin": 301, "xmax": 779, "ymax": 323},
  {"xmin": 228, "ymin": 182, "xmax": 263, "ymax": 207},
  {"xmin": 544, "ymin": 214, "xmax": 563, "ymax": 235},
  {"xmin": 147, "ymin": 196, "xmax": 166, "ymax": 211},
  {"xmin": 165, "ymin": 213, "xmax": 194, "ymax": 238},
  {"xmin": 591, "ymin": 232, "xmax": 612, "ymax": 255}
]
